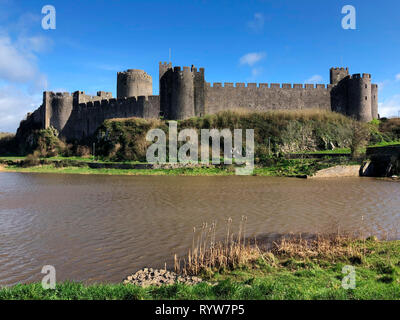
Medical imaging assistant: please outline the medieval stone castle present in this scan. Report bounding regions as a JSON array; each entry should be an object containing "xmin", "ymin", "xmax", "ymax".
[{"xmin": 18, "ymin": 62, "xmax": 378, "ymax": 141}]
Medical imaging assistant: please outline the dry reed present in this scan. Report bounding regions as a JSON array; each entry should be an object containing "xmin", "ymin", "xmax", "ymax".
[
  {"xmin": 175, "ymin": 216, "xmax": 261, "ymax": 275},
  {"xmin": 270, "ymin": 232, "xmax": 363, "ymax": 260},
  {"xmin": 173, "ymin": 217, "xmax": 386, "ymax": 276}
]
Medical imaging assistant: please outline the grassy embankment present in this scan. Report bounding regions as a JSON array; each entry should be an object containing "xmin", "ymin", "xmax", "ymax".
[
  {"xmin": 0, "ymin": 110, "xmax": 369, "ymax": 176},
  {"xmin": 2, "ymin": 110, "xmax": 399, "ymax": 176},
  {"xmin": 0, "ymin": 157, "xmax": 356, "ymax": 177},
  {"xmin": 1, "ymin": 237, "xmax": 399, "ymax": 300}
]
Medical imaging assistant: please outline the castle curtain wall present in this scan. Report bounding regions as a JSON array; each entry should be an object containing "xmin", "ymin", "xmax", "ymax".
[
  {"xmin": 61, "ymin": 96, "xmax": 160, "ymax": 140},
  {"xmin": 17, "ymin": 65, "xmax": 378, "ymax": 143},
  {"xmin": 205, "ymin": 83, "xmax": 332, "ymax": 114}
]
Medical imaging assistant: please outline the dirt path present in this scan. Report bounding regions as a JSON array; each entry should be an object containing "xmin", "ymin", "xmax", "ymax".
[{"xmin": 0, "ymin": 164, "xmax": 8, "ymax": 172}]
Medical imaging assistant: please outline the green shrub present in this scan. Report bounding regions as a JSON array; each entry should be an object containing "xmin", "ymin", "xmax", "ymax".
[
  {"xmin": 379, "ymin": 118, "xmax": 400, "ymax": 141},
  {"xmin": 0, "ymin": 133, "xmax": 17, "ymax": 155},
  {"xmin": 94, "ymin": 110, "xmax": 358, "ymax": 162},
  {"xmin": 18, "ymin": 127, "xmax": 67, "ymax": 157},
  {"xmin": 349, "ymin": 121, "xmax": 371, "ymax": 159},
  {"xmin": 95, "ymin": 118, "xmax": 167, "ymax": 162}
]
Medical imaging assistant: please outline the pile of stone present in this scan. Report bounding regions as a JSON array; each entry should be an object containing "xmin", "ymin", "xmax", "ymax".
[{"xmin": 123, "ymin": 268, "xmax": 203, "ymax": 287}]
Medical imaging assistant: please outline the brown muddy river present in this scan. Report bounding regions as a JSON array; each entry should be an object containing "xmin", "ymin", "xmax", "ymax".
[{"xmin": 0, "ymin": 172, "xmax": 399, "ymax": 286}]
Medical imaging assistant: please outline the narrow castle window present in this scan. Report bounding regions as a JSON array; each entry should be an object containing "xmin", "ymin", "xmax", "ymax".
[
  {"xmin": 365, "ymin": 96, "xmax": 368, "ymax": 100},
  {"xmin": 365, "ymin": 84, "xmax": 368, "ymax": 88}
]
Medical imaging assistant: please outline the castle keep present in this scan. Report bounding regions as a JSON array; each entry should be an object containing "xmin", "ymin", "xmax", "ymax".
[{"xmin": 18, "ymin": 63, "xmax": 378, "ymax": 141}]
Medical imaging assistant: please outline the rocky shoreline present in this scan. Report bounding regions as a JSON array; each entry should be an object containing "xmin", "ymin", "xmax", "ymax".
[{"xmin": 123, "ymin": 268, "xmax": 203, "ymax": 287}]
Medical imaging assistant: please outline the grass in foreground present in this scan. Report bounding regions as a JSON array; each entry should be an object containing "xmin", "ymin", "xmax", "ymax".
[{"xmin": 1, "ymin": 237, "xmax": 399, "ymax": 300}]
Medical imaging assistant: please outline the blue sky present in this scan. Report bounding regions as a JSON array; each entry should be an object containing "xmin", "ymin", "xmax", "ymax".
[{"xmin": 1, "ymin": 0, "xmax": 400, "ymax": 132}]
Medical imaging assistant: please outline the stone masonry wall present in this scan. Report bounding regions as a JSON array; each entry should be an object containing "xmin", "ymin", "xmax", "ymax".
[
  {"xmin": 205, "ymin": 83, "xmax": 332, "ymax": 114},
  {"xmin": 61, "ymin": 95, "xmax": 160, "ymax": 140},
  {"xmin": 17, "ymin": 64, "xmax": 379, "ymax": 143}
]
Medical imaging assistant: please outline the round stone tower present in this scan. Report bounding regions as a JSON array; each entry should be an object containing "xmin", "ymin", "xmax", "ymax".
[
  {"xmin": 330, "ymin": 67, "xmax": 349, "ymax": 85},
  {"xmin": 371, "ymin": 84, "xmax": 378, "ymax": 119},
  {"xmin": 347, "ymin": 74, "xmax": 372, "ymax": 122},
  {"xmin": 170, "ymin": 66, "xmax": 195, "ymax": 120},
  {"xmin": 117, "ymin": 69, "xmax": 152, "ymax": 98}
]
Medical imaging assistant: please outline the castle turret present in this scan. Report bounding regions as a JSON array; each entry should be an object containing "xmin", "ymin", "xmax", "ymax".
[
  {"xmin": 117, "ymin": 69, "xmax": 152, "ymax": 98},
  {"xmin": 347, "ymin": 73, "xmax": 373, "ymax": 122},
  {"xmin": 159, "ymin": 62, "xmax": 173, "ymax": 118},
  {"xmin": 171, "ymin": 66, "xmax": 195, "ymax": 119},
  {"xmin": 159, "ymin": 63, "xmax": 206, "ymax": 120},
  {"xmin": 43, "ymin": 91, "xmax": 73, "ymax": 133},
  {"xmin": 193, "ymin": 66, "xmax": 205, "ymax": 117},
  {"xmin": 159, "ymin": 61, "xmax": 172, "ymax": 81},
  {"xmin": 371, "ymin": 84, "xmax": 378, "ymax": 119},
  {"xmin": 330, "ymin": 67, "xmax": 349, "ymax": 85}
]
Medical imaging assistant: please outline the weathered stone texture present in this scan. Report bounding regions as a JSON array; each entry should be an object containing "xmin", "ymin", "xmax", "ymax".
[
  {"xmin": 117, "ymin": 69, "xmax": 152, "ymax": 98},
  {"xmin": 17, "ymin": 63, "xmax": 378, "ymax": 142},
  {"xmin": 205, "ymin": 84, "xmax": 331, "ymax": 114},
  {"xmin": 62, "ymin": 95, "xmax": 160, "ymax": 140}
]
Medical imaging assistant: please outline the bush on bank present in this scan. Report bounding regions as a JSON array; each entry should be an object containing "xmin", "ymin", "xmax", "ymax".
[
  {"xmin": 3, "ymin": 110, "xmax": 399, "ymax": 161},
  {"xmin": 94, "ymin": 109, "xmax": 372, "ymax": 162}
]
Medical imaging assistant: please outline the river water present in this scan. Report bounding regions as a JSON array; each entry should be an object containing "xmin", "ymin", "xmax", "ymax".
[{"xmin": 0, "ymin": 172, "xmax": 399, "ymax": 285}]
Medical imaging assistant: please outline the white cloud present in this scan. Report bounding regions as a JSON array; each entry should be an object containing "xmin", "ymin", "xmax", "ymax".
[
  {"xmin": 0, "ymin": 85, "xmax": 42, "ymax": 132},
  {"xmin": 0, "ymin": 29, "xmax": 50, "ymax": 132},
  {"xmin": 305, "ymin": 75, "xmax": 323, "ymax": 84},
  {"xmin": 378, "ymin": 74, "xmax": 400, "ymax": 88},
  {"xmin": 379, "ymin": 95, "xmax": 400, "ymax": 118},
  {"xmin": 251, "ymin": 67, "xmax": 263, "ymax": 77},
  {"xmin": 377, "ymin": 80, "xmax": 390, "ymax": 90},
  {"xmin": 0, "ymin": 35, "xmax": 37, "ymax": 83},
  {"xmin": 0, "ymin": 34, "xmax": 49, "ymax": 87},
  {"xmin": 239, "ymin": 52, "xmax": 266, "ymax": 67},
  {"xmin": 247, "ymin": 13, "xmax": 265, "ymax": 32},
  {"xmin": 17, "ymin": 35, "xmax": 53, "ymax": 53}
]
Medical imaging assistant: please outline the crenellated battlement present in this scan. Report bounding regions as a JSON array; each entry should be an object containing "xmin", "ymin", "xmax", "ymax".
[
  {"xmin": 349, "ymin": 73, "xmax": 372, "ymax": 80},
  {"xmin": 75, "ymin": 95, "xmax": 160, "ymax": 110},
  {"xmin": 44, "ymin": 91, "xmax": 71, "ymax": 98},
  {"xmin": 170, "ymin": 65, "xmax": 205, "ymax": 76},
  {"xmin": 118, "ymin": 69, "xmax": 152, "ymax": 82},
  {"xmin": 117, "ymin": 69, "xmax": 152, "ymax": 98},
  {"xmin": 72, "ymin": 90, "xmax": 113, "ymax": 104},
  {"xmin": 160, "ymin": 61, "xmax": 171, "ymax": 68},
  {"xmin": 191, "ymin": 67, "xmax": 205, "ymax": 74},
  {"xmin": 330, "ymin": 67, "xmax": 349, "ymax": 71},
  {"xmin": 20, "ymin": 63, "xmax": 378, "ymax": 143},
  {"xmin": 205, "ymin": 82, "xmax": 328, "ymax": 89}
]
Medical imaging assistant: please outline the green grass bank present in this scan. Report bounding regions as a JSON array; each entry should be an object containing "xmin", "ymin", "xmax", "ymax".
[
  {"xmin": 2, "ymin": 110, "xmax": 400, "ymax": 175},
  {"xmin": 0, "ymin": 157, "xmax": 357, "ymax": 177},
  {"xmin": 1, "ymin": 239, "xmax": 399, "ymax": 300}
]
